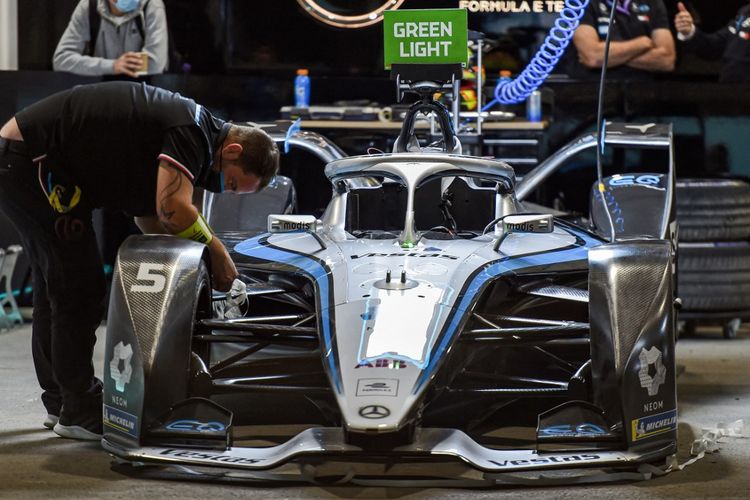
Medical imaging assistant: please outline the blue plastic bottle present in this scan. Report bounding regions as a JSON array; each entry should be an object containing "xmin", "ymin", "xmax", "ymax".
[{"xmin": 294, "ymin": 68, "xmax": 310, "ymax": 108}]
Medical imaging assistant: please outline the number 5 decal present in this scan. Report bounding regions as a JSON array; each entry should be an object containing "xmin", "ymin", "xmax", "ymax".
[{"xmin": 131, "ymin": 263, "xmax": 166, "ymax": 293}]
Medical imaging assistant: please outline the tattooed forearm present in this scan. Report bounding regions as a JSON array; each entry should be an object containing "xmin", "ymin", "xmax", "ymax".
[
  {"xmin": 158, "ymin": 203, "xmax": 179, "ymax": 232},
  {"xmin": 158, "ymin": 165, "xmax": 185, "ymax": 232}
]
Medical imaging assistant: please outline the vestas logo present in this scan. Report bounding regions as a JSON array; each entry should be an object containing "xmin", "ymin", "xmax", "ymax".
[
  {"xmin": 351, "ymin": 252, "xmax": 458, "ymax": 260},
  {"xmin": 489, "ymin": 454, "xmax": 601, "ymax": 467},
  {"xmin": 159, "ymin": 449, "xmax": 263, "ymax": 464}
]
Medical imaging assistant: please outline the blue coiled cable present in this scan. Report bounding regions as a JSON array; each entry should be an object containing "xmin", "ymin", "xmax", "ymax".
[{"xmin": 483, "ymin": 0, "xmax": 589, "ymax": 109}]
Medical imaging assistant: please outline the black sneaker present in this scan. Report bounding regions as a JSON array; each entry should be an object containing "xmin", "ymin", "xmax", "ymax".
[{"xmin": 54, "ymin": 393, "xmax": 103, "ymax": 441}]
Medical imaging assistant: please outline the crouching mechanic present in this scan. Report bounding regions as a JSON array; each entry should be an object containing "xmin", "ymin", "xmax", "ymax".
[{"xmin": 0, "ymin": 81, "xmax": 279, "ymax": 440}]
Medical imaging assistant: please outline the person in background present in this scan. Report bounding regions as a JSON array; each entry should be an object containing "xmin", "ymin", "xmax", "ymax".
[
  {"xmin": 569, "ymin": 0, "xmax": 676, "ymax": 80},
  {"xmin": 53, "ymin": 0, "xmax": 168, "ymax": 77},
  {"xmin": 0, "ymin": 81, "xmax": 279, "ymax": 441},
  {"xmin": 674, "ymin": 1, "xmax": 750, "ymax": 83}
]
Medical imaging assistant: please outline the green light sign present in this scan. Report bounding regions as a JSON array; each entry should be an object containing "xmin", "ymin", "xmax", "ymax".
[{"xmin": 383, "ymin": 9, "xmax": 468, "ymax": 69}]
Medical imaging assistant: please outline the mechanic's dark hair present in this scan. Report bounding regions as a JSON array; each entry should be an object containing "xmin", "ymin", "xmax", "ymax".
[{"xmin": 229, "ymin": 125, "xmax": 280, "ymax": 190}]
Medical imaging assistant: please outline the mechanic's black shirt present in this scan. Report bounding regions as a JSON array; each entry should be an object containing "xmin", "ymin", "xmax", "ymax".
[
  {"xmin": 682, "ymin": 5, "xmax": 750, "ymax": 83},
  {"xmin": 567, "ymin": 0, "xmax": 670, "ymax": 80},
  {"xmin": 15, "ymin": 81, "xmax": 228, "ymax": 216}
]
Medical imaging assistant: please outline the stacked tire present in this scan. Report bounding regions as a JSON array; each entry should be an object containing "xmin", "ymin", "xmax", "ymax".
[{"xmin": 677, "ymin": 179, "xmax": 750, "ymax": 338}]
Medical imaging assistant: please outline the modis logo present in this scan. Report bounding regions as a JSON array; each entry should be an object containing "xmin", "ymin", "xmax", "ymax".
[
  {"xmin": 268, "ymin": 215, "xmax": 317, "ymax": 233},
  {"xmin": 504, "ymin": 216, "xmax": 551, "ymax": 233},
  {"xmin": 274, "ymin": 221, "xmax": 311, "ymax": 231},
  {"xmin": 506, "ymin": 222, "xmax": 534, "ymax": 231}
]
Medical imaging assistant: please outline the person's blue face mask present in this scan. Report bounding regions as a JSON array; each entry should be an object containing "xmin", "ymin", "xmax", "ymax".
[{"xmin": 114, "ymin": 0, "xmax": 140, "ymax": 13}]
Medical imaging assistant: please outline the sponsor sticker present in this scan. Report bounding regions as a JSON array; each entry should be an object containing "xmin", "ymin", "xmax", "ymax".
[
  {"xmin": 354, "ymin": 358, "xmax": 407, "ymax": 369},
  {"xmin": 643, "ymin": 400, "xmax": 664, "ymax": 413},
  {"xmin": 356, "ymin": 378, "xmax": 399, "ymax": 397},
  {"xmin": 538, "ymin": 423, "xmax": 608, "ymax": 438},
  {"xmin": 608, "ymin": 174, "xmax": 663, "ymax": 187},
  {"xmin": 109, "ymin": 341, "xmax": 133, "ymax": 393},
  {"xmin": 268, "ymin": 215, "xmax": 317, "ymax": 233},
  {"xmin": 490, "ymin": 453, "xmax": 601, "ymax": 467},
  {"xmin": 159, "ymin": 449, "xmax": 262, "ymax": 465},
  {"xmin": 104, "ymin": 404, "xmax": 139, "ymax": 438},
  {"xmin": 631, "ymin": 409, "xmax": 677, "ymax": 441},
  {"xmin": 638, "ymin": 346, "xmax": 667, "ymax": 396},
  {"xmin": 165, "ymin": 419, "xmax": 226, "ymax": 433},
  {"xmin": 351, "ymin": 252, "xmax": 458, "ymax": 260},
  {"xmin": 502, "ymin": 214, "xmax": 553, "ymax": 234}
]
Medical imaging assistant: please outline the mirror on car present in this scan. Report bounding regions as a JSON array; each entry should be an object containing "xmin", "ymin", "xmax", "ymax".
[
  {"xmin": 494, "ymin": 214, "xmax": 554, "ymax": 253},
  {"xmin": 502, "ymin": 214, "xmax": 554, "ymax": 235},
  {"xmin": 268, "ymin": 215, "xmax": 318, "ymax": 233}
]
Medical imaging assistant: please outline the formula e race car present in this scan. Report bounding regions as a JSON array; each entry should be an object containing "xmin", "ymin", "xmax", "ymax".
[{"xmin": 102, "ymin": 92, "xmax": 679, "ymax": 485}]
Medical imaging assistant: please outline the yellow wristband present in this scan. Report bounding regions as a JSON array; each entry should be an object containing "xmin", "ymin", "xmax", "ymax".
[{"xmin": 176, "ymin": 214, "xmax": 213, "ymax": 245}]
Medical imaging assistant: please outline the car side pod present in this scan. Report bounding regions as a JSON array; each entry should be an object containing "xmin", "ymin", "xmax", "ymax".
[
  {"xmin": 103, "ymin": 235, "xmax": 210, "ymax": 448},
  {"xmin": 588, "ymin": 240, "xmax": 677, "ymax": 452}
]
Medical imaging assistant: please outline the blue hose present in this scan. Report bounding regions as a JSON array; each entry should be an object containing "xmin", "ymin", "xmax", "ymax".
[{"xmin": 483, "ymin": 0, "xmax": 589, "ymax": 109}]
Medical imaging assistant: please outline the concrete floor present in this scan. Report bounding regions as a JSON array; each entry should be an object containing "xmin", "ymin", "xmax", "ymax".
[{"xmin": 1, "ymin": 324, "xmax": 750, "ymax": 499}]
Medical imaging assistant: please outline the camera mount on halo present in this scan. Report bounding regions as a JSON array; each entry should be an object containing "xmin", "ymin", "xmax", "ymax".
[{"xmin": 390, "ymin": 63, "xmax": 462, "ymax": 154}]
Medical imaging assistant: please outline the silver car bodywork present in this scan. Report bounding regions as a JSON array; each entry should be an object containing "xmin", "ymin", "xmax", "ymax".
[{"xmin": 102, "ymin": 123, "xmax": 678, "ymax": 482}]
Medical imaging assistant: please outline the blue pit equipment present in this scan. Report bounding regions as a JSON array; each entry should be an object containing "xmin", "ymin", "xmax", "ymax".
[{"xmin": 483, "ymin": 0, "xmax": 589, "ymax": 109}]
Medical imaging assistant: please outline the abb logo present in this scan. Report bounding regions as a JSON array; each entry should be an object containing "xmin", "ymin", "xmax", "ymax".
[{"xmin": 355, "ymin": 358, "xmax": 407, "ymax": 369}]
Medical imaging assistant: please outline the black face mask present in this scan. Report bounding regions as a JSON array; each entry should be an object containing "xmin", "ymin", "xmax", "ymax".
[
  {"xmin": 203, "ymin": 149, "xmax": 225, "ymax": 193},
  {"xmin": 204, "ymin": 168, "xmax": 225, "ymax": 193}
]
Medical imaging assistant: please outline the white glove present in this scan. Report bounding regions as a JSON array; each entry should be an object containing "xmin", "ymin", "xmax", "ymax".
[{"xmin": 224, "ymin": 279, "xmax": 247, "ymax": 319}]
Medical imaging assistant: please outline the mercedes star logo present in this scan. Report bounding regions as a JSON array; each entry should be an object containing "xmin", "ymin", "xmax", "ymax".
[{"xmin": 359, "ymin": 405, "xmax": 391, "ymax": 419}]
